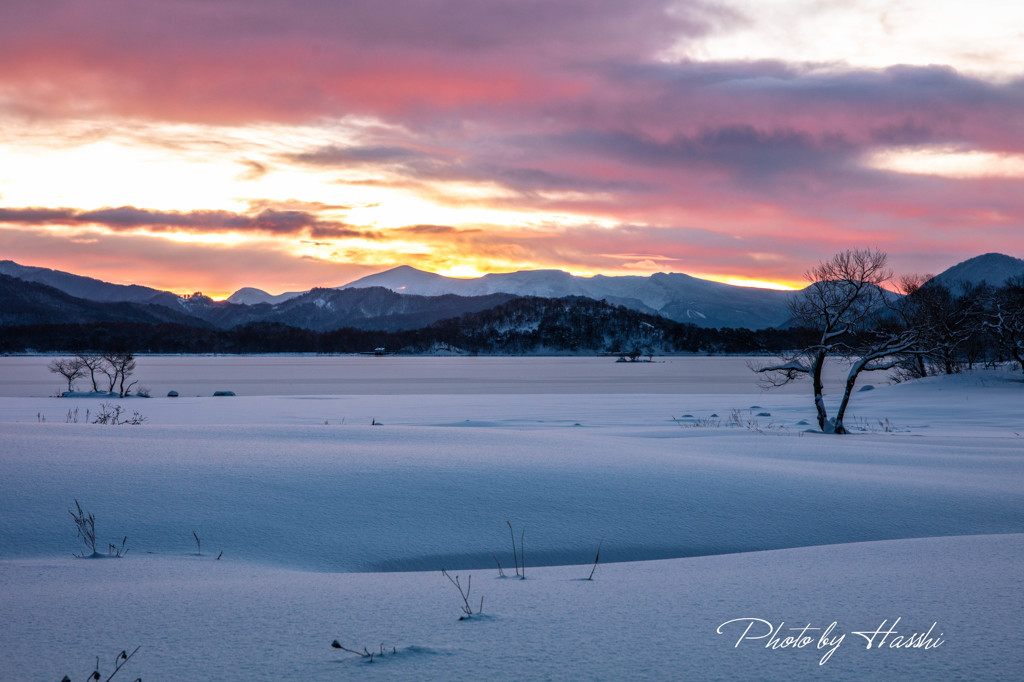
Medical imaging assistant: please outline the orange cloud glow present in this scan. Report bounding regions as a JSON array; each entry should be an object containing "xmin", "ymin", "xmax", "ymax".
[{"xmin": 1, "ymin": 0, "xmax": 1022, "ymax": 296}]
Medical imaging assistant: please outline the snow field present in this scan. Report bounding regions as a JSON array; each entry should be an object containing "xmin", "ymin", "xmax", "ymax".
[{"xmin": 0, "ymin": 358, "xmax": 1021, "ymax": 679}]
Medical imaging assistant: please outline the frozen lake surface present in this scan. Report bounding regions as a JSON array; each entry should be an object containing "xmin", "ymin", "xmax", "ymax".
[{"xmin": 0, "ymin": 354, "xmax": 870, "ymax": 397}]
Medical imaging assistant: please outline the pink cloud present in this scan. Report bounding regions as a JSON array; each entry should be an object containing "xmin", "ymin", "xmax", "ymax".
[
  {"xmin": 0, "ymin": 0, "xmax": 708, "ymax": 123},
  {"xmin": 1, "ymin": 1, "xmax": 1022, "ymax": 289}
]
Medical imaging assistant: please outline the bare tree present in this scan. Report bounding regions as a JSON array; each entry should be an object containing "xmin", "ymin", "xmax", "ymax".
[
  {"xmin": 894, "ymin": 275, "xmax": 981, "ymax": 377},
  {"xmin": 76, "ymin": 353, "xmax": 106, "ymax": 392},
  {"xmin": 99, "ymin": 354, "xmax": 118, "ymax": 393},
  {"xmin": 755, "ymin": 249, "xmax": 923, "ymax": 434},
  {"xmin": 102, "ymin": 352, "xmax": 139, "ymax": 397},
  {"xmin": 48, "ymin": 357, "xmax": 86, "ymax": 393}
]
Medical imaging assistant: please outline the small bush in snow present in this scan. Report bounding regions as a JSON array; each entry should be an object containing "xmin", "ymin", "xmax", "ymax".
[
  {"xmin": 586, "ymin": 539, "xmax": 604, "ymax": 581},
  {"xmin": 507, "ymin": 520, "xmax": 525, "ymax": 579},
  {"xmin": 852, "ymin": 416, "xmax": 899, "ymax": 433},
  {"xmin": 69, "ymin": 499, "xmax": 128, "ymax": 558},
  {"xmin": 191, "ymin": 530, "xmax": 223, "ymax": 559},
  {"xmin": 61, "ymin": 645, "xmax": 140, "ymax": 681},
  {"xmin": 673, "ymin": 410, "xmax": 790, "ymax": 435},
  {"xmin": 441, "ymin": 569, "xmax": 484, "ymax": 620},
  {"xmin": 331, "ymin": 641, "xmax": 397, "ymax": 663},
  {"xmin": 70, "ymin": 499, "xmax": 98, "ymax": 557},
  {"xmin": 672, "ymin": 414, "xmax": 720, "ymax": 428},
  {"xmin": 93, "ymin": 403, "xmax": 146, "ymax": 426}
]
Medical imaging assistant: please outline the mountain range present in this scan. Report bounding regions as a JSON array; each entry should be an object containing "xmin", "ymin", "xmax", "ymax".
[
  {"xmin": 334, "ymin": 266, "xmax": 797, "ymax": 329},
  {"xmin": 1, "ymin": 252, "xmax": 1021, "ymax": 334},
  {"xmin": 230, "ymin": 252, "xmax": 1024, "ymax": 328},
  {"xmin": 178, "ymin": 287, "xmax": 518, "ymax": 332}
]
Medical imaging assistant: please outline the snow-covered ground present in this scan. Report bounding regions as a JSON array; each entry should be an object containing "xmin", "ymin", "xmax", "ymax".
[{"xmin": 1, "ymin": 357, "xmax": 1022, "ymax": 680}]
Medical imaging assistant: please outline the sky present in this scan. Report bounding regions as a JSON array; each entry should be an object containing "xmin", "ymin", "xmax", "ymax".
[{"xmin": 1, "ymin": 0, "xmax": 1023, "ymax": 298}]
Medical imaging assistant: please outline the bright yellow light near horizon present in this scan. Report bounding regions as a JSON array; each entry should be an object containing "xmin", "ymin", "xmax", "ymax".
[
  {"xmin": 192, "ymin": 291, "xmax": 232, "ymax": 301},
  {"xmin": 719, "ymin": 277, "xmax": 798, "ymax": 291},
  {"xmin": 867, "ymin": 147, "xmax": 1024, "ymax": 179},
  {"xmin": 436, "ymin": 263, "xmax": 488, "ymax": 278}
]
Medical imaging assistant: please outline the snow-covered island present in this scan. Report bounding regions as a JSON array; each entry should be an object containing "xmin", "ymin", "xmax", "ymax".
[{"xmin": 1, "ymin": 356, "xmax": 1021, "ymax": 680}]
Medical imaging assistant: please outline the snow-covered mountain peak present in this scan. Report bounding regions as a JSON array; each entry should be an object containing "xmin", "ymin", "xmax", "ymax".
[{"xmin": 932, "ymin": 253, "xmax": 1024, "ymax": 288}]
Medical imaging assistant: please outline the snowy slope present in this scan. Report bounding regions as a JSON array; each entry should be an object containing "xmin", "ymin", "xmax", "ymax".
[
  {"xmin": 3, "ymin": 535, "xmax": 1020, "ymax": 681},
  {"xmin": 932, "ymin": 252, "xmax": 1024, "ymax": 288}
]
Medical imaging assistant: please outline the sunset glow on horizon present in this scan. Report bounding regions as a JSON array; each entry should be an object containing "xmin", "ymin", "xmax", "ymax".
[{"xmin": 2, "ymin": 1, "xmax": 1022, "ymax": 298}]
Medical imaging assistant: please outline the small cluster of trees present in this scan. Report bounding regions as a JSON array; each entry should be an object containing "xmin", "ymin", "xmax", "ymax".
[
  {"xmin": 891, "ymin": 274, "xmax": 1024, "ymax": 379},
  {"xmin": 48, "ymin": 352, "xmax": 139, "ymax": 397},
  {"xmin": 894, "ymin": 270, "xmax": 1024, "ymax": 380},
  {"xmin": 757, "ymin": 249, "xmax": 1024, "ymax": 435}
]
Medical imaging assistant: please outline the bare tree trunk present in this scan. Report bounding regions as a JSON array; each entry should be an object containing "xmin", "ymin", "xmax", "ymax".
[
  {"xmin": 104, "ymin": 366, "xmax": 118, "ymax": 393},
  {"xmin": 810, "ymin": 350, "xmax": 829, "ymax": 432},
  {"xmin": 833, "ymin": 359, "xmax": 869, "ymax": 435},
  {"xmin": 77, "ymin": 354, "xmax": 104, "ymax": 392}
]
